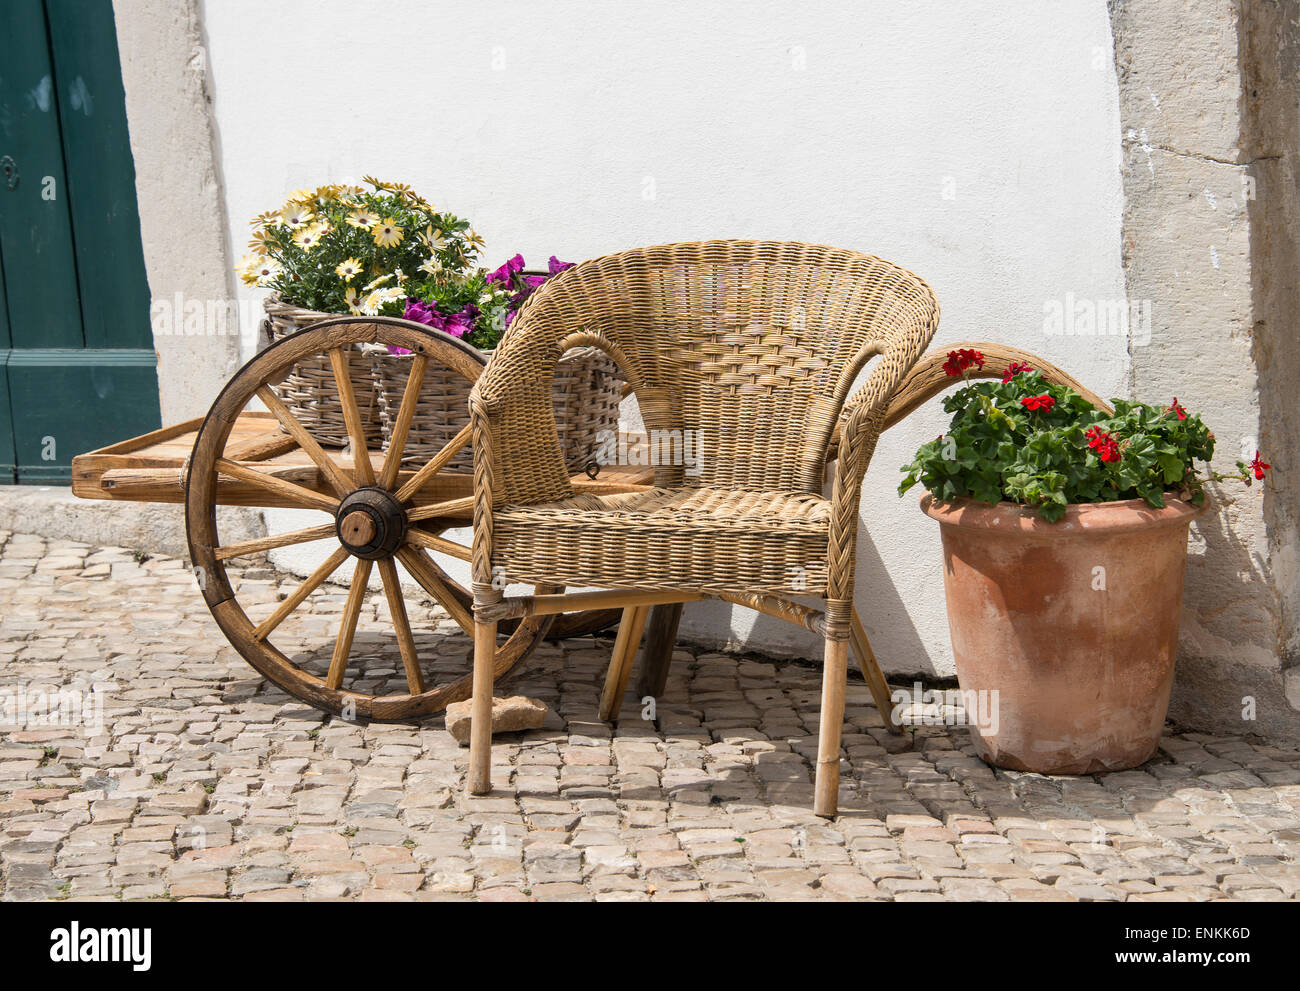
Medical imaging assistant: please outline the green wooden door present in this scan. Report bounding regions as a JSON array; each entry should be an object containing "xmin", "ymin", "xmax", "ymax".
[
  {"xmin": 0, "ymin": 0, "xmax": 160, "ymax": 484},
  {"xmin": 0, "ymin": 260, "xmax": 14, "ymax": 480}
]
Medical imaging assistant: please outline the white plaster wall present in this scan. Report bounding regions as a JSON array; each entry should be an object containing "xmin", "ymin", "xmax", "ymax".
[{"xmin": 201, "ymin": 0, "xmax": 1129, "ymax": 674}]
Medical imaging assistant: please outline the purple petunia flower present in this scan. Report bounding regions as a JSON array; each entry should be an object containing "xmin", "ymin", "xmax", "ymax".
[
  {"xmin": 443, "ymin": 306, "xmax": 477, "ymax": 340},
  {"xmin": 547, "ymin": 256, "xmax": 573, "ymax": 276},
  {"xmin": 403, "ymin": 298, "xmax": 433, "ymax": 324},
  {"xmin": 487, "ymin": 253, "xmax": 526, "ymax": 286},
  {"xmin": 401, "ymin": 297, "xmax": 481, "ymax": 343}
]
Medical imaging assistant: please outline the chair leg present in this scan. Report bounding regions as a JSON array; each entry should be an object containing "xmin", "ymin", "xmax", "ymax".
[
  {"xmin": 599, "ymin": 604, "xmax": 650, "ymax": 722},
  {"xmin": 814, "ymin": 633, "xmax": 850, "ymax": 819},
  {"xmin": 849, "ymin": 606, "xmax": 903, "ymax": 735},
  {"xmin": 468, "ymin": 616, "xmax": 497, "ymax": 795},
  {"xmin": 636, "ymin": 602, "xmax": 684, "ymax": 699}
]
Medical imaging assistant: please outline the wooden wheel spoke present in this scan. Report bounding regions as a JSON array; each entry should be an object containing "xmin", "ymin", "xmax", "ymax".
[
  {"xmin": 253, "ymin": 546, "xmax": 350, "ymax": 641},
  {"xmin": 326, "ymin": 558, "xmax": 373, "ymax": 690},
  {"xmin": 379, "ymin": 352, "xmax": 428, "ymax": 491},
  {"xmin": 378, "ymin": 558, "xmax": 425, "ymax": 694},
  {"xmin": 396, "ymin": 546, "xmax": 474, "ymax": 636},
  {"xmin": 215, "ymin": 522, "xmax": 338, "ymax": 561},
  {"xmin": 405, "ymin": 528, "xmax": 472, "ymax": 562},
  {"xmin": 329, "ymin": 347, "xmax": 375, "ymax": 486},
  {"xmin": 406, "ymin": 496, "xmax": 475, "ymax": 523},
  {"xmin": 255, "ymin": 386, "xmax": 356, "ymax": 498},
  {"xmin": 215, "ymin": 458, "xmax": 339, "ymax": 513},
  {"xmin": 394, "ymin": 423, "xmax": 472, "ymax": 503}
]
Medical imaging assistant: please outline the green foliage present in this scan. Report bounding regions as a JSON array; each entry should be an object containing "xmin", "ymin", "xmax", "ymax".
[
  {"xmin": 467, "ymin": 280, "xmax": 513, "ymax": 351},
  {"xmin": 898, "ymin": 369, "xmax": 1216, "ymax": 521}
]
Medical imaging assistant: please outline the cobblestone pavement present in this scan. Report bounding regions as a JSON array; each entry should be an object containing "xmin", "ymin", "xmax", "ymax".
[{"xmin": 1, "ymin": 530, "xmax": 1298, "ymax": 902}]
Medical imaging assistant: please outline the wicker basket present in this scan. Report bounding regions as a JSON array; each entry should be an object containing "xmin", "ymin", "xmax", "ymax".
[
  {"xmin": 372, "ymin": 346, "xmax": 623, "ymax": 473},
  {"xmin": 263, "ymin": 296, "xmax": 383, "ymax": 447}
]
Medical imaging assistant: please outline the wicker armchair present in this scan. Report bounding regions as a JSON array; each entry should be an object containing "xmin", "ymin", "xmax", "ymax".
[{"xmin": 467, "ymin": 240, "xmax": 939, "ymax": 817}]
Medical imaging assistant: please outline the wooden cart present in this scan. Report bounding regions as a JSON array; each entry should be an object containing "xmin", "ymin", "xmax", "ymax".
[{"xmin": 72, "ymin": 318, "xmax": 1106, "ymax": 723}]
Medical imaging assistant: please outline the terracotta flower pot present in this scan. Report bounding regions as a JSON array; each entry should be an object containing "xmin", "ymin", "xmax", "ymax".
[{"xmin": 920, "ymin": 492, "xmax": 1206, "ymax": 774}]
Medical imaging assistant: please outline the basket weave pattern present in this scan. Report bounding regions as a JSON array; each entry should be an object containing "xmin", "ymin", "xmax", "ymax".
[
  {"xmin": 263, "ymin": 297, "xmax": 383, "ymax": 447},
  {"xmin": 469, "ymin": 240, "xmax": 941, "ymax": 603},
  {"xmin": 373, "ymin": 347, "xmax": 622, "ymax": 472},
  {"xmin": 493, "ymin": 487, "xmax": 832, "ymax": 593}
]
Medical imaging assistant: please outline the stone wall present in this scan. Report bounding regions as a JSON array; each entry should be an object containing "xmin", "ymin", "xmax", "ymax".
[
  {"xmin": 1109, "ymin": 0, "xmax": 1299, "ymax": 740},
  {"xmin": 112, "ymin": 0, "xmax": 242, "ymax": 422}
]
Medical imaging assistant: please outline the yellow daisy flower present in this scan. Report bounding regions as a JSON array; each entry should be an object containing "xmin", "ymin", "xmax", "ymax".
[
  {"xmin": 419, "ymin": 225, "xmax": 447, "ymax": 252},
  {"xmin": 280, "ymin": 204, "xmax": 314, "ymax": 228},
  {"xmin": 335, "ymin": 257, "xmax": 364, "ymax": 281},
  {"xmin": 235, "ymin": 253, "xmax": 262, "ymax": 286},
  {"xmin": 343, "ymin": 286, "xmax": 364, "ymax": 315},
  {"xmin": 372, "ymin": 218, "xmax": 403, "ymax": 248},
  {"xmin": 346, "ymin": 209, "xmax": 380, "ymax": 230},
  {"xmin": 248, "ymin": 228, "xmax": 277, "ymax": 251},
  {"xmin": 363, "ymin": 286, "xmax": 406, "ymax": 315},
  {"xmin": 362, "ymin": 274, "xmax": 393, "ymax": 292},
  {"xmin": 312, "ymin": 184, "xmax": 342, "ymax": 205},
  {"xmin": 418, "ymin": 256, "xmax": 442, "ymax": 277},
  {"xmin": 293, "ymin": 223, "xmax": 327, "ymax": 250},
  {"xmin": 253, "ymin": 257, "xmax": 282, "ymax": 284},
  {"xmin": 363, "ymin": 176, "xmax": 407, "ymax": 195}
]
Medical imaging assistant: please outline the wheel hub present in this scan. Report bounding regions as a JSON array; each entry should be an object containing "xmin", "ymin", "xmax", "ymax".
[{"xmin": 335, "ymin": 487, "xmax": 406, "ymax": 560}]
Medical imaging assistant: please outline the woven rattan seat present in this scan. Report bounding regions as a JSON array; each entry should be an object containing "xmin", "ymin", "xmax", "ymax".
[
  {"xmin": 494, "ymin": 487, "xmax": 832, "ymax": 594},
  {"xmin": 464, "ymin": 239, "xmax": 940, "ymax": 817}
]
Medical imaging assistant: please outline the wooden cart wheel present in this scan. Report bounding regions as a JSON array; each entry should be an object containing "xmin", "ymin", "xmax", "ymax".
[{"xmin": 185, "ymin": 316, "xmax": 608, "ymax": 721}]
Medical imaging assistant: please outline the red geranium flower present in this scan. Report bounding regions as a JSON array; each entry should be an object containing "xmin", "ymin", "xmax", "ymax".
[
  {"xmin": 1020, "ymin": 394, "xmax": 1055, "ymax": 413},
  {"xmin": 1166, "ymin": 397, "xmax": 1187, "ymax": 421},
  {"xmin": 1250, "ymin": 451, "xmax": 1271, "ymax": 481},
  {"xmin": 1002, "ymin": 361, "xmax": 1034, "ymax": 384},
  {"xmin": 1085, "ymin": 425, "xmax": 1121, "ymax": 463},
  {"xmin": 943, "ymin": 348, "xmax": 986, "ymax": 377}
]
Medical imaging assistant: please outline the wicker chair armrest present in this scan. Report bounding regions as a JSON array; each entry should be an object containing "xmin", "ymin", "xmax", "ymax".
[
  {"xmin": 468, "ymin": 395, "xmax": 496, "ymax": 593},
  {"xmin": 467, "ymin": 350, "xmax": 568, "ymax": 490},
  {"xmin": 834, "ymin": 328, "xmax": 925, "ymax": 477},
  {"xmin": 823, "ymin": 321, "xmax": 936, "ymax": 604},
  {"xmin": 467, "ymin": 336, "xmax": 587, "ymax": 591}
]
